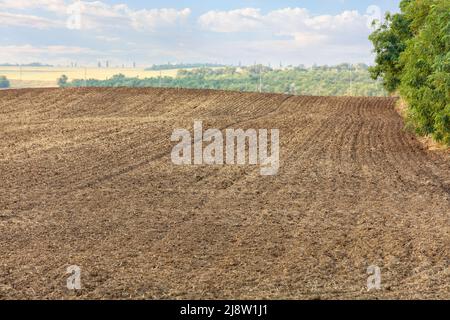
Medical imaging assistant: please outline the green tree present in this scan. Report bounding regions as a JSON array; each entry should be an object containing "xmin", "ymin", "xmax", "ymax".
[
  {"xmin": 400, "ymin": 0, "xmax": 435, "ymax": 34},
  {"xmin": 57, "ymin": 74, "xmax": 68, "ymax": 87},
  {"xmin": 369, "ymin": 0, "xmax": 449, "ymax": 145},
  {"xmin": 368, "ymin": 5, "xmax": 413, "ymax": 92},
  {"xmin": 64, "ymin": 66, "xmax": 386, "ymax": 97},
  {"xmin": 0, "ymin": 75, "xmax": 10, "ymax": 88},
  {"xmin": 400, "ymin": 0, "xmax": 450, "ymax": 144}
]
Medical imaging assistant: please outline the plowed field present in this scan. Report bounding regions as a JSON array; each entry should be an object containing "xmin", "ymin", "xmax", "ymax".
[{"xmin": 0, "ymin": 88, "xmax": 448, "ymax": 299}]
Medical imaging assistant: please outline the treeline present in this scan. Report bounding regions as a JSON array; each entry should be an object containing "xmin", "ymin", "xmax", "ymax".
[
  {"xmin": 146, "ymin": 63, "xmax": 227, "ymax": 71},
  {"xmin": 369, "ymin": 0, "xmax": 449, "ymax": 145},
  {"xmin": 62, "ymin": 63, "xmax": 386, "ymax": 97}
]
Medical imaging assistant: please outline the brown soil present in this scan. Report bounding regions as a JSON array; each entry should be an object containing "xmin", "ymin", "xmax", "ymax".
[{"xmin": 0, "ymin": 87, "xmax": 448, "ymax": 299}]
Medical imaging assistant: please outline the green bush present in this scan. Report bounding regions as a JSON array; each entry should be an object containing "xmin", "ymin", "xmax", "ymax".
[
  {"xmin": 64, "ymin": 65, "xmax": 387, "ymax": 97},
  {"xmin": 0, "ymin": 75, "xmax": 10, "ymax": 88},
  {"xmin": 369, "ymin": 0, "xmax": 449, "ymax": 145},
  {"xmin": 368, "ymin": 10, "xmax": 413, "ymax": 92},
  {"xmin": 57, "ymin": 74, "xmax": 68, "ymax": 87},
  {"xmin": 399, "ymin": 0, "xmax": 450, "ymax": 144}
]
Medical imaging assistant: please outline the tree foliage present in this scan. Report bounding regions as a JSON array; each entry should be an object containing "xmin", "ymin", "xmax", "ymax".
[
  {"xmin": 63, "ymin": 64, "xmax": 386, "ymax": 97},
  {"xmin": 400, "ymin": 0, "xmax": 450, "ymax": 144},
  {"xmin": 57, "ymin": 74, "xmax": 68, "ymax": 87},
  {"xmin": 369, "ymin": 0, "xmax": 450, "ymax": 145},
  {"xmin": 0, "ymin": 75, "xmax": 10, "ymax": 88},
  {"xmin": 368, "ymin": 9, "xmax": 413, "ymax": 92}
]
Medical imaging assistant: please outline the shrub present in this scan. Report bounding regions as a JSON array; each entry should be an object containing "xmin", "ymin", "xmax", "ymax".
[
  {"xmin": 0, "ymin": 75, "xmax": 10, "ymax": 88},
  {"xmin": 399, "ymin": 1, "xmax": 450, "ymax": 144},
  {"xmin": 368, "ymin": 10, "xmax": 413, "ymax": 92},
  {"xmin": 57, "ymin": 74, "xmax": 68, "ymax": 87}
]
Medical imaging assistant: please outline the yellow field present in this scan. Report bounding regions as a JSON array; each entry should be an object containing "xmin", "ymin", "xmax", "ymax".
[{"xmin": 0, "ymin": 66, "xmax": 180, "ymax": 88}]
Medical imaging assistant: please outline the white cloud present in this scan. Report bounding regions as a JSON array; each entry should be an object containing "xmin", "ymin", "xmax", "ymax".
[
  {"xmin": 304, "ymin": 10, "xmax": 365, "ymax": 31},
  {"xmin": 0, "ymin": 1, "xmax": 191, "ymax": 31},
  {"xmin": 0, "ymin": 11, "xmax": 62, "ymax": 29},
  {"xmin": 0, "ymin": 0, "xmax": 66, "ymax": 13},
  {"xmin": 198, "ymin": 8, "xmax": 263, "ymax": 32},
  {"xmin": 75, "ymin": 3, "xmax": 191, "ymax": 31},
  {"xmin": 198, "ymin": 8, "xmax": 370, "ymax": 46},
  {"xmin": 128, "ymin": 8, "xmax": 191, "ymax": 31},
  {"xmin": 190, "ymin": 37, "xmax": 373, "ymax": 66},
  {"xmin": 0, "ymin": 4, "xmax": 377, "ymax": 66},
  {"xmin": 95, "ymin": 35, "xmax": 120, "ymax": 42},
  {"xmin": 0, "ymin": 44, "xmax": 97, "ymax": 54},
  {"xmin": 195, "ymin": 7, "xmax": 375, "ymax": 65},
  {"xmin": 0, "ymin": 44, "xmax": 99, "ymax": 64}
]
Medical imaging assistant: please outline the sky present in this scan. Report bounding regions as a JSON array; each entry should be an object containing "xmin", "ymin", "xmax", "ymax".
[{"xmin": 0, "ymin": 0, "xmax": 401, "ymax": 67}]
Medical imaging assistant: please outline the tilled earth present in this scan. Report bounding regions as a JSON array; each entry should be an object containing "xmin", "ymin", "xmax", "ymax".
[{"xmin": 0, "ymin": 88, "xmax": 448, "ymax": 299}]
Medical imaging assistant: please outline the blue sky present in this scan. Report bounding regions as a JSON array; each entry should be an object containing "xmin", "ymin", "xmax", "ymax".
[
  {"xmin": 106, "ymin": 0, "xmax": 399, "ymax": 16},
  {"xmin": 0, "ymin": 0, "xmax": 401, "ymax": 67}
]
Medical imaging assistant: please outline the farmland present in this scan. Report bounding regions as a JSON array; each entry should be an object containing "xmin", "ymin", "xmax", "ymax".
[
  {"xmin": 0, "ymin": 88, "xmax": 449, "ymax": 299},
  {"xmin": 0, "ymin": 66, "xmax": 180, "ymax": 88}
]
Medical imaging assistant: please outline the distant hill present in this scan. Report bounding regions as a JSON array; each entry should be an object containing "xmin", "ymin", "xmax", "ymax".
[
  {"xmin": 146, "ymin": 63, "xmax": 227, "ymax": 71},
  {"xmin": 64, "ymin": 64, "xmax": 386, "ymax": 97}
]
